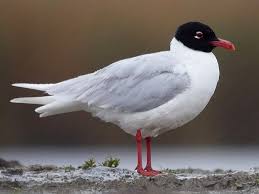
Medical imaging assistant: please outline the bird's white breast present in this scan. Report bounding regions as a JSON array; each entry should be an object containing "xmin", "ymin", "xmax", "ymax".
[{"xmin": 116, "ymin": 39, "xmax": 220, "ymax": 137}]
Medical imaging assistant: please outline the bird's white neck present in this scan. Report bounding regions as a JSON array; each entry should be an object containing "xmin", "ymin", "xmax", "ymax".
[
  {"xmin": 170, "ymin": 37, "xmax": 186, "ymax": 51},
  {"xmin": 170, "ymin": 38, "xmax": 212, "ymax": 55},
  {"xmin": 170, "ymin": 38, "xmax": 216, "ymax": 65}
]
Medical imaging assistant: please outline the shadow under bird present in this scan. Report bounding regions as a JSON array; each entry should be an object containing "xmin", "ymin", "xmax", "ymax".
[{"xmin": 11, "ymin": 22, "xmax": 235, "ymax": 176}]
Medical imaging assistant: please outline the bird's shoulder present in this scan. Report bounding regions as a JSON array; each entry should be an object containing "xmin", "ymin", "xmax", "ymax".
[{"xmin": 94, "ymin": 51, "xmax": 184, "ymax": 79}]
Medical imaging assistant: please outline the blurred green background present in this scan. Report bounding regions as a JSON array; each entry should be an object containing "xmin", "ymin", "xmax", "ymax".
[{"xmin": 1, "ymin": 0, "xmax": 259, "ymax": 146}]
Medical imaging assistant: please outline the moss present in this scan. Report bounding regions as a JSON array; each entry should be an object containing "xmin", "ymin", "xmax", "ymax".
[
  {"xmin": 64, "ymin": 165, "xmax": 76, "ymax": 172},
  {"xmin": 235, "ymin": 182, "xmax": 243, "ymax": 190},
  {"xmin": 102, "ymin": 157, "xmax": 120, "ymax": 168},
  {"xmin": 162, "ymin": 168, "xmax": 211, "ymax": 174},
  {"xmin": 162, "ymin": 168, "xmax": 195, "ymax": 174},
  {"xmin": 9, "ymin": 186, "xmax": 22, "ymax": 193},
  {"xmin": 213, "ymin": 168, "xmax": 225, "ymax": 174},
  {"xmin": 162, "ymin": 168, "xmax": 176, "ymax": 174}
]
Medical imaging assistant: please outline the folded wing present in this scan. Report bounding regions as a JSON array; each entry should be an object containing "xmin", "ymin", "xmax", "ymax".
[{"xmin": 47, "ymin": 51, "xmax": 190, "ymax": 113}]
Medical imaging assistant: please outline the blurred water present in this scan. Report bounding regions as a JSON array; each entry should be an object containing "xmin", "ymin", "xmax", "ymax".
[{"xmin": 1, "ymin": 145, "xmax": 259, "ymax": 171}]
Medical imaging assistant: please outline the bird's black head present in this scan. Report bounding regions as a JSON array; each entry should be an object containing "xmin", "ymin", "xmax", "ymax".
[{"xmin": 175, "ymin": 22, "xmax": 235, "ymax": 52}]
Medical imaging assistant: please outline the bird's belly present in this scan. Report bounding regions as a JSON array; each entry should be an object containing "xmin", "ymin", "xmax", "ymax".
[
  {"xmin": 118, "ymin": 65, "xmax": 219, "ymax": 137},
  {"xmin": 93, "ymin": 55, "xmax": 219, "ymax": 138},
  {"xmin": 147, "ymin": 85, "xmax": 216, "ymax": 137}
]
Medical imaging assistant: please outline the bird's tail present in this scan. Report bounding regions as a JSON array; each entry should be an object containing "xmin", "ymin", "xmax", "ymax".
[
  {"xmin": 10, "ymin": 96, "xmax": 55, "ymax": 105},
  {"xmin": 12, "ymin": 83, "xmax": 54, "ymax": 91},
  {"xmin": 11, "ymin": 83, "xmax": 82, "ymax": 117}
]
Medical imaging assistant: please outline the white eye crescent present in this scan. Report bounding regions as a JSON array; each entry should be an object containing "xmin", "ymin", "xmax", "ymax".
[{"xmin": 194, "ymin": 31, "xmax": 203, "ymax": 39}]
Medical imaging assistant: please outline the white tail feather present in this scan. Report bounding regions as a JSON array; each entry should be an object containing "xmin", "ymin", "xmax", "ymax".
[
  {"xmin": 11, "ymin": 96, "xmax": 82, "ymax": 117},
  {"xmin": 10, "ymin": 96, "xmax": 56, "ymax": 105},
  {"xmin": 35, "ymin": 101, "xmax": 82, "ymax": 117},
  {"xmin": 11, "ymin": 82, "xmax": 83, "ymax": 117},
  {"xmin": 12, "ymin": 83, "xmax": 54, "ymax": 91}
]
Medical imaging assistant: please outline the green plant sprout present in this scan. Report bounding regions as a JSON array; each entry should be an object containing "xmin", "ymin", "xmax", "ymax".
[
  {"xmin": 102, "ymin": 157, "xmax": 120, "ymax": 168},
  {"xmin": 64, "ymin": 165, "xmax": 75, "ymax": 172},
  {"xmin": 81, "ymin": 158, "xmax": 97, "ymax": 170}
]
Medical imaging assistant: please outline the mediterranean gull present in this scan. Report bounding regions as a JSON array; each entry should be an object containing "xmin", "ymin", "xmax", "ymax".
[{"xmin": 11, "ymin": 22, "xmax": 235, "ymax": 176}]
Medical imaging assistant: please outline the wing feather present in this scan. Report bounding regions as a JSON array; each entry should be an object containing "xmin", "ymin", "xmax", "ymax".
[{"xmin": 47, "ymin": 51, "xmax": 190, "ymax": 113}]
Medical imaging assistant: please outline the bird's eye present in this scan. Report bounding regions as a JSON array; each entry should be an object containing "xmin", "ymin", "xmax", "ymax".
[{"xmin": 194, "ymin": 31, "xmax": 203, "ymax": 39}]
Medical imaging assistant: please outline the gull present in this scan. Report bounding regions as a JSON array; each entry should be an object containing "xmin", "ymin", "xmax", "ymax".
[{"xmin": 11, "ymin": 22, "xmax": 235, "ymax": 176}]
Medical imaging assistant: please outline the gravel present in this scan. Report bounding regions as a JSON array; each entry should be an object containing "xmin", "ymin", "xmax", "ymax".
[{"xmin": 1, "ymin": 158, "xmax": 259, "ymax": 194}]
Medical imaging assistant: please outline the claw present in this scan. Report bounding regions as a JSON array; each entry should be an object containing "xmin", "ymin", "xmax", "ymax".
[
  {"xmin": 144, "ymin": 166, "xmax": 161, "ymax": 175},
  {"xmin": 137, "ymin": 167, "xmax": 159, "ymax": 176}
]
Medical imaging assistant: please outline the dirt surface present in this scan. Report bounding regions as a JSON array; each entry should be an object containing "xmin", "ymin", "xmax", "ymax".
[{"xmin": 1, "ymin": 158, "xmax": 259, "ymax": 194}]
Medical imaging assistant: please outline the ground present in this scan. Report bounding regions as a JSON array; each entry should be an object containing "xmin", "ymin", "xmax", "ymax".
[{"xmin": 1, "ymin": 158, "xmax": 259, "ymax": 194}]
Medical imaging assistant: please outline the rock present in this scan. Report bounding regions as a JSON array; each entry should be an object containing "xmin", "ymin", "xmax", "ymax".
[
  {"xmin": 28, "ymin": 164, "xmax": 58, "ymax": 172},
  {"xmin": 0, "ymin": 158, "xmax": 22, "ymax": 169},
  {"xmin": 2, "ymin": 168, "xmax": 23, "ymax": 175}
]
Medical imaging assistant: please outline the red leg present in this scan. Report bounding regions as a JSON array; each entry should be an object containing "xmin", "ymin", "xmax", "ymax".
[
  {"xmin": 135, "ymin": 129, "xmax": 158, "ymax": 176},
  {"xmin": 144, "ymin": 137, "xmax": 161, "ymax": 174},
  {"xmin": 135, "ymin": 129, "xmax": 143, "ymax": 171}
]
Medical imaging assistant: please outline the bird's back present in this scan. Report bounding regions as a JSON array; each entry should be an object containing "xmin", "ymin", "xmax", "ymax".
[{"xmin": 46, "ymin": 51, "xmax": 190, "ymax": 113}]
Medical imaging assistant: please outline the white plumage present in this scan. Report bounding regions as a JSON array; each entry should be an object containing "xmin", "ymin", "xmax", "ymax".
[{"xmin": 11, "ymin": 38, "xmax": 219, "ymax": 137}]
